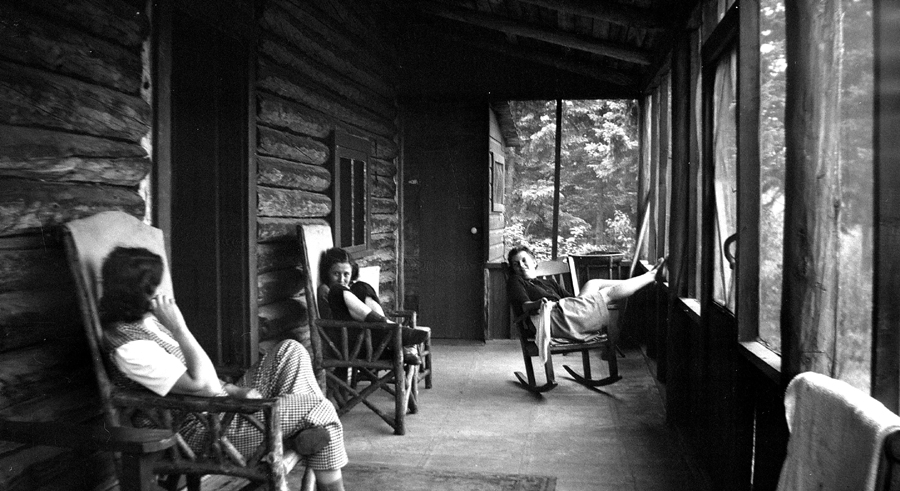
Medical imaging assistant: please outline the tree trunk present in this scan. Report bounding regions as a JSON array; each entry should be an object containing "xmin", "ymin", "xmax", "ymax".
[{"xmin": 781, "ymin": 0, "xmax": 843, "ymax": 379}]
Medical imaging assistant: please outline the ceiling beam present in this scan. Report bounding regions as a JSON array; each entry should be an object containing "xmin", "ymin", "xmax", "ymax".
[
  {"xmin": 415, "ymin": 2, "xmax": 653, "ymax": 65},
  {"xmin": 516, "ymin": 0, "xmax": 666, "ymax": 30},
  {"xmin": 427, "ymin": 29, "xmax": 638, "ymax": 86}
]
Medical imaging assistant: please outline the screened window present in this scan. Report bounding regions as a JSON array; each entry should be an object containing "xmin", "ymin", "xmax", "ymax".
[
  {"xmin": 712, "ymin": 49, "xmax": 738, "ymax": 312},
  {"xmin": 332, "ymin": 131, "xmax": 370, "ymax": 252},
  {"xmin": 758, "ymin": 0, "xmax": 787, "ymax": 353},
  {"xmin": 835, "ymin": 0, "xmax": 874, "ymax": 390}
]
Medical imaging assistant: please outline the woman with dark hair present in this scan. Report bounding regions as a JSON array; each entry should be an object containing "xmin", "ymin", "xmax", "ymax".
[
  {"xmin": 318, "ymin": 247, "xmax": 429, "ymax": 363},
  {"xmin": 99, "ymin": 246, "xmax": 348, "ymax": 491},
  {"xmin": 506, "ymin": 245, "xmax": 664, "ymax": 341}
]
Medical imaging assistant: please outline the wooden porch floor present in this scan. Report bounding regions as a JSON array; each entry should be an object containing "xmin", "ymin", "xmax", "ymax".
[{"xmin": 339, "ymin": 339, "xmax": 708, "ymax": 490}]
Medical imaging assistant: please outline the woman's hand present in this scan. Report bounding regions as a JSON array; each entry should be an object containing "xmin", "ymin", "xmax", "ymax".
[
  {"xmin": 151, "ymin": 293, "xmax": 188, "ymax": 333},
  {"xmin": 224, "ymin": 384, "xmax": 263, "ymax": 399}
]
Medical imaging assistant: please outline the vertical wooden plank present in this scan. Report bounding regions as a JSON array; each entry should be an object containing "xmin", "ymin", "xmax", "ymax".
[
  {"xmin": 152, "ymin": 0, "xmax": 173, "ymax": 258},
  {"xmin": 737, "ymin": 0, "xmax": 760, "ymax": 342},
  {"xmin": 551, "ymin": 99, "xmax": 562, "ymax": 260},
  {"xmin": 781, "ymin": 0, "xmax": 843, "ymax": 380},
  {"xmin": 649, "ymin": 89, "xmax": 660, "ymax": 262},
  {"xmin": 688, "ymin": 26, "xmax": 701, "ymax": 298},
  {"xmin": 657, "ymin": 76, "xmax": 670, "ymax": 260},
  {"xmin": 872, "ymin": 0, "xmax": 900, "ymax": 411},
  {"xmin": 666, "ymin": 29, "xmax": 691, "ymax": 423}
]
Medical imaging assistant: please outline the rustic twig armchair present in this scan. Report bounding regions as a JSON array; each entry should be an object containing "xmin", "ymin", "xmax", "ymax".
[
  {"xmin": 63, "ymin": 211, "xmax": 307, "ymax": 491},
  {"xmin": 298, "ymin": 222, "xmax": 423, "ymax": 435},
  {"xmin": 508, "ymin": 258, "xmax": 621, "ymax": 394}
]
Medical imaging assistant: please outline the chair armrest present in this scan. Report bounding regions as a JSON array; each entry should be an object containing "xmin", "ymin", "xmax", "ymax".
[
  {"xmin": 0, "ymin": 419, "xmax": 176, "ymax": 454},
  {"xmin": 315, "ymin": 319, "xmax": 402, "ymax": 331},
  {"xmin": 112, "ymin": 390, "xmax": 280, "ymax": 414}
]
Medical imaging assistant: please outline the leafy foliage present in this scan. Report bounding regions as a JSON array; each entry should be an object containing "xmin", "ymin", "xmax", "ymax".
[{"xmin": 504, "ymin": 100, "xmax": 639, "ymax": 260}]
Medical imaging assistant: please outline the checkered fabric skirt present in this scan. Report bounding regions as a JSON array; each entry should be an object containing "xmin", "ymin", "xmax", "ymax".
[{"xmin": 183, "ymin": 340, "xmax": 348, "ymax": 470}]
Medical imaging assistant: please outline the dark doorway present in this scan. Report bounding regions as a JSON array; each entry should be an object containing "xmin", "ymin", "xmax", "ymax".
[
  {"xmin": 164, "ymin": 4, "xmax": 256, "ymax": 367},
  {"xmin": 406, "ymin": 102, "xmax": 487, "ymax": 339}
]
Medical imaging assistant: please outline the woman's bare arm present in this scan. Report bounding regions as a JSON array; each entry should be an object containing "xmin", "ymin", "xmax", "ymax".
[{"xmin": 152, "ymin": 294, "xmax": 222, "ymax": 396}]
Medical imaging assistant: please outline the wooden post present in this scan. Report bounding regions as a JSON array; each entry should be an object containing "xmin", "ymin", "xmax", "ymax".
[
  {"xmin": 872, "ymin": 0, "xmax": 900, "ymax": 411},
  {"xmin": 781, "ymin": 0, "xmax": 843, "ymax": 380},
  {"xmin": 551, "ymin": 98, "xmax": 562, "ymax": 259}
]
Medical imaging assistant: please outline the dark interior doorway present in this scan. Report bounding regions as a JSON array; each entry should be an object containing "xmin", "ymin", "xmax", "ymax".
[{"xmin": 166, "ymin": 5, "xmax": 256, "ymax": 367}]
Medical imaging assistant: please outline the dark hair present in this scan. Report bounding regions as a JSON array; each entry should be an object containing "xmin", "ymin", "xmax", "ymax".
[
  {"xmin": 319, "ymin": 247, "xmax": 359, "ymax": 285},
  {"xmin": 506, "ymin": 245, "xmax": 535, "ymax": 275},
  {"xmin": 99, "ymin": 247, "xmax": 164, "ymax": 326}
]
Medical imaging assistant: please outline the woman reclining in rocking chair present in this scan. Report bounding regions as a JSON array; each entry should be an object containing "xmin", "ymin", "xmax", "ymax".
[
  {"xmin": 99, "ymin": 246, "xmax": 348, "ymax": 491},
  {"xmin": 507, "ymin": 245, "xmax": 665, "ymax": 342}
]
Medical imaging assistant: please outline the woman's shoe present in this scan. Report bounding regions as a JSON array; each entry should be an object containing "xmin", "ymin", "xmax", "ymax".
[{"xmin": 653, "ymin": 256, "xmax": 668, "ymax": 283}]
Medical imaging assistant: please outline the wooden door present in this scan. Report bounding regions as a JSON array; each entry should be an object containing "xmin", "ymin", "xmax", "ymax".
[
  {"xmin": 166, "ymin": 6, "xmax": 256, "ymax": 367},
  {"xmin": 410, "ymin": 103, "xmax": 487, "ymax": 340}
]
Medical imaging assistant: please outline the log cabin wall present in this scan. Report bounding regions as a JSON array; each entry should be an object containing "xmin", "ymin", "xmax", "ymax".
[
  {"xmin": 0, "ymin": 0, "xmax": 151, "ymax": 488},
  {"xmin": 254, "ymin": 0, "xmax": 402, "ymax": 350}
]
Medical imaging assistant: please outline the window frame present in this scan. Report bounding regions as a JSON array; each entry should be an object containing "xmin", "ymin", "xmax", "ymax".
[{"xmin": 331, "ymin": 130, "xmax": 372, "ymax": 254}]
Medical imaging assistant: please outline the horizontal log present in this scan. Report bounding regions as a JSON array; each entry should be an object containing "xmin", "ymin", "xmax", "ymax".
[
  {"xmin": 371, "ymin": 197, "xmax": 397, "ymax": 215},
  {"xmin": 371, "ymin": 157, "xmax": 397, "ymax": 177},
  {"xmin": 371, "ymin": 174, "xmax": 396, "ymax": 199},
  {"xmin": 257, "ymin": 241, "xmax": 303, "ymax": 274},
  {"xmin": 0, "ymin": 342, "xmax": 91, "ymax": 410},
  {"xmin": 0, "ymin": 233, "xmax": 59, "ymax": 251},
  {"xmin": 0, "ymin": 438, "xmax": 115, "ymax": 490},
  {"xmin": 0, "ymin": 125, "xmax": 146, "ymax": 160},
  {"xmin": 258, "ymin": 155, "xmax": 330, "ymax": 192},
  {"xmin": 257, "ymin": 60, "xmax": 396, "ymax": 139},
  {"xmin": 257, "ymin": 93, "xmax": 331, "ymax": 139},
  {"xmin": 369, "ymin": 232, "xmax": 396, "ymax": 251},
  {"xmin": 259, "ymin": 36, "xmax": 397, "ymax": 120},
  {"xmin": 0, "ymin": 383, "xmax": 99, "ymax": 425},
  {"xmin": 8, "ymin": 0, "xmax": 149, "ymax": 47},
  {"xmin": 257, "ymin": 125, "xmax": 328, "ymax": 166},
  {"xmin": 257, "ymin": 217, "xmax": 328, "ymax": 243},
  {"xmin": 273, "ymin": 1, "xmax": 394, "ymax": 86},
  {"xmin": 489, "ymin": 242, "xmax": 506, "ymax": 262},
  {"xmin": 372, "ymin": 138, "xmax": 398, "ymax": 161},
  {"xmin": 0, "ymin": 155, "xmax": 150, "ymax": 185},
  {"xmin": 256, "ymin": 94, "xmax": 398, "ymax": 162},
  {"xmin": 258, "ymin": 297, "xmax": 307, "ymax": 341},
  {"xmin": 0, "ymin": 180, "xmax": 145, "ymax": 237},
  {"xmin": 0, "ymin": 248, "xmax": 70, "ymax": 293},
  {"xmin": 0, "ymin": 287, "xmax": 79, "ymax": 331},
  {"xmin": 257, "ymin": 186, "xmax": 331, "ymax": 218},
  {"xmin": 257, "ymin": 268, "xmax": 304, "ymax": 305},
  {"xmin": 371, "ymin": 214, "xmax": 398, "ymax": 235},
  {"xmin": 0, "ymin": 3, "xmax": 142, "ymax": 93},
  {"xmin": 0, "ymin": 61, "xmax": 150, "ymax": 142},
  {"xmin": 260, "ymin": 4, "xmax": 393, "ymax": 99}
]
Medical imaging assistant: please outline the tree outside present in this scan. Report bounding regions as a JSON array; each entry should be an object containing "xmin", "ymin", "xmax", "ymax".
[{"xmin": 504, "ymin": 100, "xmax": 639, "ymax": 262}]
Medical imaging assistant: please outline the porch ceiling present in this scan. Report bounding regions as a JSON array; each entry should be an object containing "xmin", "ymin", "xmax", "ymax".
[{"xmin": 370, "ymin": 0, "xmax": 696, "ymax": 100}]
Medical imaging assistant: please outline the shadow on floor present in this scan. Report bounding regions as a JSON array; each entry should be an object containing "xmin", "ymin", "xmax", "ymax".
[{"xmin": 339, "ymin": 339, "xmax": 707, "ymax": 491}]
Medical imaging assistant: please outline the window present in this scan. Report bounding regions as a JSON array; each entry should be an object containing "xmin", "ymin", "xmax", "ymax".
[
  {"xmin": 490, "ymin": 151, "xmax": 506, "ymax": 212},
  {"xmin": 758, "ymin": 0, "xmax": 787, "ymax": 353},
  {"xmin": 711, "ymin": 48, "xmax": 738, "ymax": 312},
  {"xmin": 332, "ymin": 131, "xmax": 370, "ymax": 252}
]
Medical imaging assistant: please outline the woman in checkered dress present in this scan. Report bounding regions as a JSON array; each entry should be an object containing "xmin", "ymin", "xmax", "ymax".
[{"xmin": 99, "ymin": 246, "xmax": 348, "ymax": 490}]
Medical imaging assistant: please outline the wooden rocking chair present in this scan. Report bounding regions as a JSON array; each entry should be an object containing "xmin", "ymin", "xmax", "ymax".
[
  {"xmin": 63, "ymin": 211, "xmax": 308, "ymax": 491},
  {"xmin": 510, "ymin": 258, "xmax": 622, "ymax": 394},
  {"xmin": 298, "ymin": 222, "xmax": 424, "ymax": 435}
]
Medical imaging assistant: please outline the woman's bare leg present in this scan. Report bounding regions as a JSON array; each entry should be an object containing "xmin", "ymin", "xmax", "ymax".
[{"xmin": 581, "ymin": 258, "xmax": 665, "ymax": 304}]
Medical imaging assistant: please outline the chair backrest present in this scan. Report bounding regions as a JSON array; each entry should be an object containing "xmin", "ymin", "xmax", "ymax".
[
  {"xmin": 298, "ymin": 221, "xmax": 334, "ymax": 325},
  {"xmin": 535, "ymin": 258, "xmax": 578, "ymax": 295},
  {"xmin": 63, "ymin": 211, "xmax": 174, "ymax": 424},
  {"xmin": 357, "ymin": 265, "xmax": 381, "ymax": 298}
]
